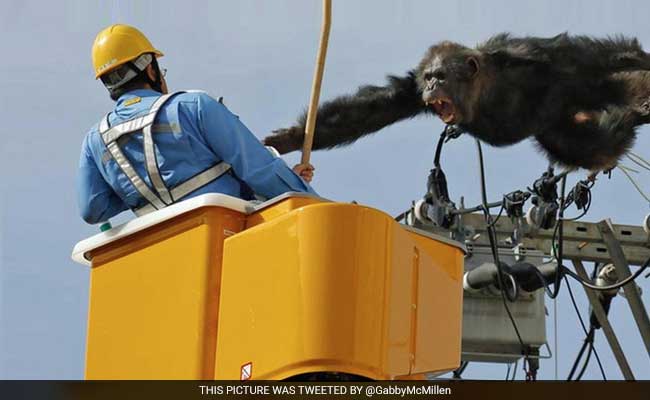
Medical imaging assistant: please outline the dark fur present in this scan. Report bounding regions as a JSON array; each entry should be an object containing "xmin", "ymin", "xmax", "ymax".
[{"xmin": 265, "ymin": 33, "xmax": 650, "ymax": 170}]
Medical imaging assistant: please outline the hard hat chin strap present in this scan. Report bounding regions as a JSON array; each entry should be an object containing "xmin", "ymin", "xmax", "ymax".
[
  {"xmin": 102, "ymin": 53, "xmax": 153, "ymax": 91},
  {"xmin": 145, "ymin": 56, "xmax": 164, "ymax": 94}
]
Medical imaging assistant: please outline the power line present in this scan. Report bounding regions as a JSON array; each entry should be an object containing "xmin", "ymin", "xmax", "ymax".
[
  {"xmin": 475, "ymin": 139, "xmax": 532, "ymax": 378},
  {"xmin": 564, "ymin": 275, "xmax": 607, "ymax": 380}
]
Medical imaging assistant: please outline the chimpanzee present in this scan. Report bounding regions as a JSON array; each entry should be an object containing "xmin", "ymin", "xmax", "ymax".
[{"xmin": 264, "ymin": 33, "xmax": 650, "ymax": 173}]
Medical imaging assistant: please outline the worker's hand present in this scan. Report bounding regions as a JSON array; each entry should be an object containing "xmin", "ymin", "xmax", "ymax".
[{"xmin": 293, "ymin": 163, "xmax": 315, "ymax": 183}]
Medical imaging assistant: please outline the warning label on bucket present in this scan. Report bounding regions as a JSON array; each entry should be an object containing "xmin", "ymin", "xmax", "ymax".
[{"xmin": 240, "ymin": 362, "xmax": 252, "ymax": 381}]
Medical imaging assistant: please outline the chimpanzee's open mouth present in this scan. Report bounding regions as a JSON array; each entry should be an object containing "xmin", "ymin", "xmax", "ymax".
[{"xmin": 427, "ymin": 98, "xmax": 456, "ymax": 124}]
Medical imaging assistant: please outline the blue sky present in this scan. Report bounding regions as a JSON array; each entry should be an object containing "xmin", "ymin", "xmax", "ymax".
[{"xmin": 1, "ymin": 0, "xmax": 649, "ymax": 380}]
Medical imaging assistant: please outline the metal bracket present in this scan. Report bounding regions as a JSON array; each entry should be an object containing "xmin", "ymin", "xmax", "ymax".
[
  {"xmin": 572, "ymin": 260, "xmax": 635, "ymax": 380},
  {"xmin": 597, "ymin": 219, "xmax": 650, "ymax": 357},
  {"xmin": 462, "ymin": 342, "xmax": 553, "ymax": 361}
]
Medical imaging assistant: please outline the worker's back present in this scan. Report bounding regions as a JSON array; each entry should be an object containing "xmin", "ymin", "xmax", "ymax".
[{"xmin": 78, "ymin": 89, "xmax": 316, "ymax": 224}]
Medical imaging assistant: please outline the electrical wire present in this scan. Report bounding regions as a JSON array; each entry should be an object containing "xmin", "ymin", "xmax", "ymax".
[
  {"xmin": 566, "ymin": 326, "xmax": 595, "ymax": 380},
  {"xmin": 538, "ymin": 174, "xmax": 605, "ymax": 380},
  {"xmin": 443, "ymin": 131, "xmax": 640, "ymax": 380},
  {"xmin": 476, "ymin": 141, "xmax": 518, "ymax": 301},
  {"xmin": 550, "ymin": 178, "xmax": 613, "ymax": 380},
  {"xmin": 486, "ymin": 203, "xmax": 505, "ymax": 228},
  {"xmin": 618, "ymin": 164, "xmax": 641, "ymax": 174},
  {"xmin": 452, "ymin": 200, "xmax": 504, "ymax": 215},
  {"xmin": 562, "ymin": 261, "xmax": 650, "ymax": 291},
  {"xmin": 452, "ymin": 361, "xmax": 468, "ymax": 379},
  {"xmin": 554, "ymin": 295, "xmax": 558, "ymax": 380},
  {"xmin": 536, "ymin": 172, "xmax": 632, "ymax": 294},
  {"xmin": 564, "ymin": 274, "xmax": 607, "ymax": 380},
  {"xmin": 475, "ymin": 139, "xmax": 531, "ymax": 374},
  {"xmin": 551, "ymin": 176, "xmax": 568, "ymax": 299},
  {"xmin": 628, "ymin": 151, "xmax": 650, "ymax": 170},
  {"xmin": 625, "ymin": 154, "xmax": 650, "ymax": 172},
  {"xmin": 558, "ymin": 181, "xmax": 593, "ymax": 222},
  {"xmin": 413, "ymin": 127, "xmax": 642, "ymax": 381},
  {"xmin": 618, "ymin": 165, "xmax": 650, "ymax": 203},
  {"xmin": 575, "ymin": 340, "xmax": 595, "ymax": 380},
  {"xmin": 546, "ymin": 177, "xmax": 594, "ymax": 297}
]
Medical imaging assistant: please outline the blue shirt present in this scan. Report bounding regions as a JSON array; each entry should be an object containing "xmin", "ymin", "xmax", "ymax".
[{"xmin": 77, "ymin": 89, "xmax": 316, "ymax": 224}]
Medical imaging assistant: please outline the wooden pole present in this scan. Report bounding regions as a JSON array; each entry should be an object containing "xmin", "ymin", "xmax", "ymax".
[{"xmin": 301, "ymin": 0, "xmax": 332, "ymax": 165}]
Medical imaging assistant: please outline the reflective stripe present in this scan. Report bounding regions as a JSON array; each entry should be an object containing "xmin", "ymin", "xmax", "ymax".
[
  {"xmin": 134, "ymin": 162, "xmax": 231, "ymax": 216},
  {"xmin": 104, "ymin": 141, "xmax": 166, "ymax": 210},
  {"xmin": 99, "ymin": 93, "xmax": 182, "ymax": 211},
  {"xmin": 102, "ymin": 112, "xmax": 157, "ymax": 143},
  {"xmin": 171, "ymin": 162, "xmax": 231, "ymax": 200},
  {"xmin": 133, "ymin": 203, "xmax": 156, "ymax": 217},
  {"xmin": 99, "ymin": 90, "xmax": 232, "ymax": 217},
  {"xmin": 142, "ymin": 93, "xmax": 176, "ymax": 204}
]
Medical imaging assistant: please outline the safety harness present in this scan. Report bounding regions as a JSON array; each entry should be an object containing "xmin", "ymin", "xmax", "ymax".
[{"xmin": 99, "ymin": 91, "xmax": 232, "ymax": 216}]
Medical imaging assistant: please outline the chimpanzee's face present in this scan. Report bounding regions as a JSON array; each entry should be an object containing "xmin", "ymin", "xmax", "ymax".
[{"xmin": 418, "ymin": 42, "xmax": 480, "ymax": 125}]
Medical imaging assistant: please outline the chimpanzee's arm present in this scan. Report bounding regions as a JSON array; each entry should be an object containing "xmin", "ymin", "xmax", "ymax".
[{"xmin": 264, "ymin": 71, "xmax": 428, "ymax": 154}]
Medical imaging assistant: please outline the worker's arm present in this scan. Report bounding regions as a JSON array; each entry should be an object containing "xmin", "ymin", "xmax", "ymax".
[
  {"xmin": 195, "ymin": 94, "xmax": 318, "ymax": 198},
  {"xmin": 77, "ymin": 135, "xmax": 128, "ymax": 224}
]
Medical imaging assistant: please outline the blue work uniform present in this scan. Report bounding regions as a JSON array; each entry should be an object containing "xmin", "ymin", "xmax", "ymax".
[{"xmin": 77, "ymin": 89, "xmax": 316, "ymax": 224}]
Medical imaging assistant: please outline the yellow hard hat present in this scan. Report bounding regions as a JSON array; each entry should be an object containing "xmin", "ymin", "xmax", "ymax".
[{"xmin": 92, "ymin": 24, "xmax": 163, "ymax": 79}]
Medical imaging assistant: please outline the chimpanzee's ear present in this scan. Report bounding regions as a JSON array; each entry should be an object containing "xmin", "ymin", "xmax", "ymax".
[{"xmin": 466, "ymin": 56, "xmax": 480, "ymax": 77}]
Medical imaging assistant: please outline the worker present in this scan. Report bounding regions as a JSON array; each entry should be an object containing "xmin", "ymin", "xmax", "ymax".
[{"xmin": 78, "ymin": 24, "xmax": 316, "ymax": 224}]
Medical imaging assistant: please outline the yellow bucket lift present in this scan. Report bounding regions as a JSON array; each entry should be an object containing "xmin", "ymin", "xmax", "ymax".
[{"xmin": 72, "ymin": 193, "xmax": 465, "ymax": 380}]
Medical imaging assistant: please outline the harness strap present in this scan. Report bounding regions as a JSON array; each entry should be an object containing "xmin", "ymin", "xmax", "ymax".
[
  {"xmin": 142, "ymin": 93, "xmax": 176, "ymax": 204},
  {"xmin": 101, "ymin": 112, "xmax": 157, "ymax": 143},
  {"xmin": 99, "ymin": 90, "xmax": 232, "ymax": 216},
  {"xmin": 101, "ymin": 126, "xmax": 167, "ymax": 210},
  {"xmin": 133, "ymin": 162, "xmax": 232, "ymax": 216}
]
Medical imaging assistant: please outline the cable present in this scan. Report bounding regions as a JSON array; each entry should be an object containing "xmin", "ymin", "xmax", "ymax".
[
  {"xmin": 619, "ymin": 164, "xmax": 641, "ymax": 174},
  {"xmin": 562, "ymin": 257, "xmax": 650, "ymax": 291},
  {"xmin": 546, "ymin": 177, "xmax": 594, "ymax": 299},
  {"xmin": 564, "ymin": 274, "xmax": 607, "ymax": 380},
  {"xmin": 487, "ymin": 203, "xmax": 505, "ymax": 228},
  {"xmin": 551, "ymin": 183, "xmax": 606, "ymax": 381},
  {"xmin": 559, "ymin": 181, "xmax": 593, "ymax": 222},
  {"xmin": 575, "ymin": 341, "xmax": 595, "ymax": 380},
  {"xmin": 628, "ymin": 151, "xmax": 650, "ymax": 170},
  {"xmin": 625, "ymin": 155, "xmax": 650, "ymax": 172},
  {"xmin": 452, "ymin": 200, "xmax": 503, "ymax": 215},
  {"xmin": 618, "ymin": 165, "xmax": 650, "ymax": 203},
  {"xmin": 476, "ymin": 141, "xmax": 518, "ymax": 301},
  {"xmin": 452, "ymin": 361, "xmax": 468, "ymax": 379},
  {"xmin": 475, "ymin": 139, "xmax": 530, "ymax": 373},
  {"xmin": 550, "ymin": 175, "xmax": 568, "ymax": 299},
  {"xmin": 433, "ymin": 127, "xmax": 448, "ymax": 168},
  {"xmin": 566, "ymin": 326, "xmax": 594, "ymax": 380},
  {"xmin": 554, "ymin": 295, "xmax": 558, "ymax": 380},
  {"xmin": 547, "ymin": 177, "xmax": 605, "ymax": 380}
]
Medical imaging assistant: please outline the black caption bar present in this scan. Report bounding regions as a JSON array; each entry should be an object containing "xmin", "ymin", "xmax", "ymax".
[{"xmin": 1, "ymin": 381, "xmax": 649, "ymax": 400}]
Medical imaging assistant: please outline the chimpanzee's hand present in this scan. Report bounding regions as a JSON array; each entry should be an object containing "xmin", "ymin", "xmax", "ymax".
[{"xmin": 263, "ymin": 126, "xmax": 304, "ymax": 154}]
